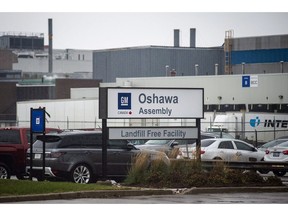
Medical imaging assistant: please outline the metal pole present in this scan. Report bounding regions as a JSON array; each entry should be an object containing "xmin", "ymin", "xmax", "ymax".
[
  {"xmin": 29, "ymin": 108, "xmax": 33, "ymax": 180},
  {"xmin": 102, "ymin": 119, "xmax": 107, "ymax": 179},
  {"xmin": 48, "ymin": 18, "xmax": 53, "ymax": 74},
  {"xmin": 165, "ymin": 65, "xmax": 169, "ymax": 77},
  {"xmin": 255, "ymin": 129, "xmax": 258, "ymax": 148},
  {"xmin": 196, "ymin": 118, "xmax": 201, "ymax": 162},
  {"xmin": 42, "ymin": 108, "xmax": 46, "ymax": 180},
  {"xmin": 274, "ymin": 116, "xmax": 276, "ymax": 140}
]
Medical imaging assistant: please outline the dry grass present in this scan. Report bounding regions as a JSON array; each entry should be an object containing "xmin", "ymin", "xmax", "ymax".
[{"xmin": 125, "ymin": 155, "xmax": 284, "ymax": 188}]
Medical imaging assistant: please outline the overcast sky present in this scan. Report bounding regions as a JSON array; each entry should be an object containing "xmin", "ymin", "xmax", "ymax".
[{"xmin": 1, "ymin": 2, "xmax": 288, "ymax": 50}]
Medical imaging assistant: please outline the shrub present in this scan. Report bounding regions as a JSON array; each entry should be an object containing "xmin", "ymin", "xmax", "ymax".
[
  {"xmin": 241, "ymin": 171, "xmax": 264, "ymax": 185},
  {"xmin": 145, "ymin": 158, "xmax": 170, "ymax": 186},
  {"xmin": 124, "ymin": 152, "xmax": 151, "ymax": 185},
  {"xmin": 124, "ymin": 156, "xmax": 283, "ymax": 188},
  {"xmin": 264, "ymin": 176, "xmax": 283, "ymax": 186}
]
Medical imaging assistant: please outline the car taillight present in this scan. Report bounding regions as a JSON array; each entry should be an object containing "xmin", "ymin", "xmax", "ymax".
[
  {"xmin": 265, "ymin": 150, "xmax": 270, "ymax": 154},
  {"xmin": 200, "ymin": 150, "xmax": 205, "ymax": 154},
  {"xmin": 282, "ymin": 150, "xmax": 288, "ymax": 155}
]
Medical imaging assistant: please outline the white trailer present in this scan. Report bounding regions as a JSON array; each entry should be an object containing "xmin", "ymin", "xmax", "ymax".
[{"xmin": 206, "ymin": 112, "xmax": 288, "ymax": 143}]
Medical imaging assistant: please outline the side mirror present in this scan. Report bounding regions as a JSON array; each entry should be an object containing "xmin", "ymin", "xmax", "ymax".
[
  {"xmin": 127, "ymin": 143, "xmax": 135, "ymax": 150},
  {"xmin": 171, "ymin": 141, "xmax": 179, "ymax": 148}
]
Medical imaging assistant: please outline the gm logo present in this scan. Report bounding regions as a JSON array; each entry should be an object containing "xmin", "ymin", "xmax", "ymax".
[{"xmin": 118, "ymin": 93, "xmax": 131, "ymax": 110}]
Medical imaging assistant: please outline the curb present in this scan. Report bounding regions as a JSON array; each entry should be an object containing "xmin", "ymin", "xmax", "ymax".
[
  {"xmin": 0, "ymin": 189, "xmax": 173, "ymax": 203},
  {"xmin": 1, "ymin": 186, "xmax": 288, "ymax": 203},
  {"xmin": 183, "ymin": 186, "xmax": 288, "ymax": 194}
]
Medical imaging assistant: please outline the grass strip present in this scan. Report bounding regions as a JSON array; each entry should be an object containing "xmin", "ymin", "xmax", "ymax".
[{"xmin": 0, "ymin": 179, "xmax": 122, "ymax": 197}]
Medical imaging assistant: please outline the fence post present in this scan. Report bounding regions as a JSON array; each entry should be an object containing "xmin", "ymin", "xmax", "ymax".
[
  {"xmin": 274, "ymin": 116, "xmax": 276, "ymax": 140},
  {"xmin": 67, "ymin": 116, "xmax": 69, "ymax": 129},
  {"xmin": 254, "ymin": 129, "xmax": 258, "ymax": 147}
]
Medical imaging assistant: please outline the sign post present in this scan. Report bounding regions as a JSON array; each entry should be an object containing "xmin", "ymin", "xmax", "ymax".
[{"xmin": 30, "ymin": 107, "xmax": 46, "ymax": 181}]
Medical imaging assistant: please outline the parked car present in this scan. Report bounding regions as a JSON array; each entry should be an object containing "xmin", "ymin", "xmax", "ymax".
[
  {"xmin": 0, "ymin": 127, "xmax": 61, "ymax": 179},
  {"xmin": 182, "ymin": 138, "xmax": 265, "ymax": 162},
  {"xmin": 137, "ymin": 132, "xmax": 233, "ymax": 158},
  {"xmin": 127, "ymin": 140, "xmax": 146, "ymax": 145},
  {"xmin": 264, "ymin": 141, "xmax": 288, "ymax": 176},
  {"xmin": 26, "ymin": 130, "xmax": 170, "ymax": 184},
  {"xmin": 258, "ymin": 138, "xmax": 288, "ymax": 152}
]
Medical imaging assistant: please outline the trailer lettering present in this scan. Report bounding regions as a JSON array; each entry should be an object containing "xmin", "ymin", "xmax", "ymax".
[{"xmin": 264, "ymin": 119, "xmax": 288, "ymax": 128}]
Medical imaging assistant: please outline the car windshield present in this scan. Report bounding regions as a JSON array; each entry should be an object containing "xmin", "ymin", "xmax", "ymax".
[
  {"xmin": 33, "ymin": 139, "xmax": 61, "ymax": 148},
  {"xmin": 144, "ymin": 140, "xmax": 171, "ymax": 145},
  {"xmin": 190, "ymin": 139, "xmax": 215, "ymax": 147},
  {"xmin": 128, "ymin": 140, "xmax": 146, "ymax": 145},
  {"xmin": 0, "ymin": 130, "xmax": 21, "ymax": 144},
  {"xmin": 201, "ymin": 139, "xmax": 216, "ymax": 147}
]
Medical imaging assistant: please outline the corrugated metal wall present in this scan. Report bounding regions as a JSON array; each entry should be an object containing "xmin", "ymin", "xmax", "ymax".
[
  {"xmin": 230, "ymin": 34, "xmax": 288, "ymax": 75},
  {"xmin": 93, "ymin": 46, "xmax": 224, "ymax": 82},
  {"xmin": 232, "ymin": 35, "xmax": 288, "ymax": 51}
]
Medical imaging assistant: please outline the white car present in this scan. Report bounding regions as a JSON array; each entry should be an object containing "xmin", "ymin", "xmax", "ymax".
[
  {"xmin": 180, "ymin": 138, "xmax": 265, "ymax": 162},
  {"xmin": 263, "ymin": 141, "xmax": 288, "ymax": 176},
  {"xmin": 264, "ymin": 141, "xmax": 288, "ymax": 163}
]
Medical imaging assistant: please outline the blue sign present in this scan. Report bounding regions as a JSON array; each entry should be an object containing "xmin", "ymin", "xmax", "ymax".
[
  {"xmin": 242, "ymin": 76, "xmax": 250, "ymax": 87},
  {"xmin": 31, "ymin": 109, "xmax": 45, "ymax": 133},
  {"xmin": 118, "ymin": 93, "xmax": 131, "ymax": 110}
]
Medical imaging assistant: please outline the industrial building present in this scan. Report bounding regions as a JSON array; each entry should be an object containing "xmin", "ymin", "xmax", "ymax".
[
  {"xmin": 93, "ymin": 29, "xmax": 224, "ymax": 82},
  {"xmin": 93, "ymin": 29, "xmax": 288, "ymax": 82},
  {"xmin": 1, "ymin": 25, "xmax": 287, "ymax": 143},
  {"xmin": 0, "ymin": 32, "xmax": 93, "ymax": 79},
  {"xmin": 0, "ymin": 30, "xmax": 98, "ymax": 125},
  {"xmin": 0, "ymin": 32, "xmax": 44, "ymax": 50},
  {"xmin": 16, "ymin": 72, "xmax": 288, "ymax": 142}
]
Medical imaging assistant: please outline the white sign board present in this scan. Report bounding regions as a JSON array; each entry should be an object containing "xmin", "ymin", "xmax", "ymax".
[
  {"xmin": 107, "ymin": 88, "xmax": 203, "ymax": 119},
  {"xmin": 109, "ymin": 127, "xmax": 198, "ymax": 140}
]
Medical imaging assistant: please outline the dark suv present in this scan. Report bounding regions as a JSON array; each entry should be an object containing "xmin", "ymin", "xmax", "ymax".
[{"xmin": 26, "ymin": 130, "xmax": 169, "ymax": 184}]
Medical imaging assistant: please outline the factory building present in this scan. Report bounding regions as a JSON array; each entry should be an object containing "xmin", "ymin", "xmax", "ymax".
[
  {"xmin": 93, "ymin": 29, "xmax": 224, "ymax": 82},
  {"xmin": 0, "ymin": 32, "xmax": 44, "ymax": 50},
  {"xmin": 224, "ymin": 30, "xmax": 288, "ymax": 75},
  {"xmin": 93, "ymin": 29, "xmax": 288, "ymax": 82}
]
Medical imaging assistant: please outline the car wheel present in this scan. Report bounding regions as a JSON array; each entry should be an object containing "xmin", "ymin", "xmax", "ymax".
[
  {"xmin": 36, "ymin": 176, "xmax": 45, "ymax": 181},
  {"xmin": 70, "ymin": 164, "xmax": 94, "ymax": 184},
  {"xmin": 273, "ymin": 170, "xmax": 287, "ymax": 177},
  {"xmin": 0, "ymin": 163, "xmax": 11, "ymax": 179},
  {"xmin": 16, "ymin": 174, "xmax": 29, "ymax": 180}
]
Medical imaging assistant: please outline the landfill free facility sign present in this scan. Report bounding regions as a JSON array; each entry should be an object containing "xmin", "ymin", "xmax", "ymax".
[
  {"xmin": 106, "ymin": 88, "xmax": 204, "ymax": 119},
  {"xmin": 109, "ymin": 127, "xmax": 198, "ymax": 140}
]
